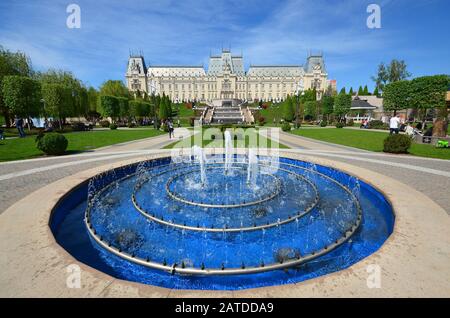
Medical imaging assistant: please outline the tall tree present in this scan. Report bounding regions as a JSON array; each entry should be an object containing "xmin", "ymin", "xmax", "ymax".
[
  {"xmin": 363, "ymin": 85, "xmax": 370, "ymax": 95},
  {"xmin": 0, "ymin": 46, "xmax": 33, "ymax": 126},
  {"xmin": 357, "ymin": 86, "xmax": 364, "ymax": 96},
  {"xmin": 349, "ymin": 87, "xmax": 354, "ymax": 96},
  {"xmin": 409, "ymin": 75, "xmax": 450, "ymax": 130},
  {"xmin": 304, "ymin": 101, "xmax": 318, "ymax": 120},
  {"xmin": 372, "ymin": 60, "xmax": 411, "ymax": 94},
  {"xmin": 100, "ymin": 95, "xmax": 120, "ymax": 122},
  {"xmin": 321, "ymin": 95, "xmax": 335, "ymax": 120},
  {"xmin": 36, "ymin": 69, "xmax": 86, "ymax": 118},
  {"xmin": 333, "ymin": 92, "xmax": 352, "ymax": 122},
  {"xmin": 282, "ymin": 95, "xmax": 295, "ymax": 122},
  {"xmin": 41, "ymin": 83, "xmax": 72, "ymax": 129},
  {"xmin": 87, "ymin": 87, "xmax": 99, "ymax": 112},
  {"xmin": 339, "ymin": 87, "xmax": 346, "ymax": 95},
  {"xmin": 372, "ymin": 63, "xmax": 389, "ymax": 93},
  {"xmin": 99, "ymin": 80, "xmax": 129, "ymax": 98},
  {"xmin": 383, "ymin": 80, "xmax": 412, "ymax": 116},
  {"xmin": 388, "ymin": 60, "xmax": 411, "ymax": 83},
  {"xmin": 117, "ymin": 97, "xmax": 130, "ymax": 121},
  {"xmin": 2, "ymin": 75, "xmax": 42, "ymax": 130},
  {"xmin": 373, "ymin": 86, "xmax": 380, "ymax": 97}
]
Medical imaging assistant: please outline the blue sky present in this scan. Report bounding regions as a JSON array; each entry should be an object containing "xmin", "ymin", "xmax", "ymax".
[{"xmin": 0, "ymin": 0, "xmax": 449, "ymax": 91}]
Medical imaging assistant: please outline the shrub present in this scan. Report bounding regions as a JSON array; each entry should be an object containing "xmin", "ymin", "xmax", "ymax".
[
  {"xmin": 383, "ymin": 134, "xmax": 412, "ymax": 154},
  {"xmin": 336, "ymin": 122, "xmax": 345, "ymax": 128},
  {"xmin": 109, "ymin": 123, "xmax": 118, "ymax": 130},
  {"xmin": 320, "ymin": 120, "xmax": 328, "ymax": 127},
  {"xmin": 99, "ymin": 120, "xmax": 110, "ymax": 128},
  {"xmin": 71, "ymin": 122, "xmax": 86, "ymax": 131},
  {"xmin": 35, "ymin": 133, "xmax": 68, "ymax": 155},
  {"xmin": 281, "ymin": 122, "xmax": 291, "ymax": 132},
  {"xmin": 346, "ymin": 119, "xmax": 354, "ymax": 127},
  {"xmin": 368, "ymin": 120, "xmax": 386, "ymax": 129},
  {"xmin": 127, "ymin": 122, "xmax": 136, "ymax": 128}
]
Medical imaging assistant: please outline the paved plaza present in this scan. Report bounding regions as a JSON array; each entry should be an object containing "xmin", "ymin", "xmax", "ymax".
[{"xmin": 1, "ymin": 128, "xmax": 449, "ymax": 215}]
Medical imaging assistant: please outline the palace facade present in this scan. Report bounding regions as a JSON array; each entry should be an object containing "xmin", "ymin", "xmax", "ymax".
[{"xmin": 125, "ymin": 49, "xmax": 332, "ymax": 102}]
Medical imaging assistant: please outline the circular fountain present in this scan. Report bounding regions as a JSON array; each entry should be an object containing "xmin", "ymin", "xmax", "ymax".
[{"xmin": 51, "ymin": 150, "xmax": 394, "ymax": 290}]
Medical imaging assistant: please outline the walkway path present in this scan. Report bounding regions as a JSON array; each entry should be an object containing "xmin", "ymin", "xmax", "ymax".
[
  {"xmin": 0, "ymin": 128, "xmax": 192, "ymax": 213},
  {"xmin": 1, "ymin": 127, "xmax": 449, "ymax": 215},
  {"xmin": 276, "ymin": 130, "xmax": 450, "ymax": 213}
]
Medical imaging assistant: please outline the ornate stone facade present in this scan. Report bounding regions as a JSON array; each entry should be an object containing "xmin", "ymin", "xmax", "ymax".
[{"xmin": 125, "ymin": 49, "xmax": 330, "ymax": 102}]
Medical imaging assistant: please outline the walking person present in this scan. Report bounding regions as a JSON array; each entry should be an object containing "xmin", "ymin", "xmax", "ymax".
[
  {"xmin": 389, "ymin": 114, "xmax": 401, "ymax": 135},
  {"xmin": 15, "ymin": 116, "xmax": 26, "ymax": 138},
  {"xmin": 168, "ymin": 120, "xmax": 174, "ymax": 139}
]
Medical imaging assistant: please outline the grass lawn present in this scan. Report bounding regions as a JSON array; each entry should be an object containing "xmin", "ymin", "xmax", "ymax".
[
  {"xmin": 164, "ymin": 128, "xmax": 289, "ymax": 149},
  {"xmin": 173, "ymin": 103, "xmax": 196, "ymax": 127},
  {"xmin": 290, "ymin": 128, "xmax": 450, "ymax": 160},
  {"xmin": 256, "ymin": 102, "xmax": 285, "ymax": 127},
  {"xmin": 0, "ymin": 128, "xmax": 164, "ymax": 162}
]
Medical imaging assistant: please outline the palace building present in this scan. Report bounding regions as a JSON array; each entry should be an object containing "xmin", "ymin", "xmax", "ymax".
[{"xmin": 125, "ymin": 49, "xmax": 331, "ymax": 103}]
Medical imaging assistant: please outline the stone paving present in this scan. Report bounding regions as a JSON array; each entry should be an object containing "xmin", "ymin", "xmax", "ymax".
[
  {"xmin": 277, "ymin": 131, "xmax": 450, "ymax": 213},
  {"xmin": 0, "ymin": 128, "xmax": 191, "ymax": 213},
  {"xmin": 0, "ymin": 127, "xmax": 449, "ymax": 215},
  {"xmin": 1, "ymin": 127, "xmax": 450, "ymax": 297}
]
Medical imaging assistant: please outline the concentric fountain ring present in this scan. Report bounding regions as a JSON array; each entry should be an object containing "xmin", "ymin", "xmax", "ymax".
[
  {"xmin": 131, "ymin": 164, "xmax": 320, "ymax": 233},
  {"xmin": 165, "ymin": 167, "xmax": 282, "ymax": 208},
  {"xmin": 84, "ymin": 158, "xmax": 363, "ymax": 276}
]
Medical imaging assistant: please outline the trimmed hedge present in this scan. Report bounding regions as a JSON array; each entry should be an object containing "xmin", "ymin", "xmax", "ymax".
[
  {"xmin": 109, "ymin": 123, "xmax": 118, "ymax": 130},
  {"xmin": 368, "ymin": 120, "xmax": 388, "ymax": 130},
  {"xmin": 35, "ymin": 133, "xmax": 68, "ymax": 155},
  {"xmin": 383, "ymin": 134, "xmax": 412, "ymax": 154},
  {"xmin": 320, "ymin": 120, "xmax": 327, "ymax": 127},
  {"xmin": 99, "ymin": 120, "xmax": 110, "ymax": 128},
  {"xmin": 336, "ymin": 122, "xmax": 345, "ymax": 128}
]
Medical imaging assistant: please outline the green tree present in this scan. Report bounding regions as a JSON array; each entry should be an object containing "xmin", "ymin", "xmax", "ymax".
[
  {"xmin": 357, "ymin": 86, "xmax": 364, "ymax": 96},
  {"xmin": 339, "ymin": 87, "xmax": 346, "ymax": 95},
  {"xmin": 158, "ymin": 96, "xmax": 168, "ymax": 120},
  {"xmin": 333, "ymin": 93, "xmax": 352, "ymax": 122},
  {"xmin": 409, "ymin": 75, "xmax": 450, "ymax": 122},
  {"xmin": 383, "ymin": 80, "xmax": 412, "ymax": 116},
  {"xmin": 41, "ymin": 83, "xmax": 72, "ymax": 129},
  {"xmin": 304, "ymin": 101, "xmax": 318, "ymax": 120},
  {"xmin": 388, "ymin": 60, "xmax": 411, "ymax": 83},
  {"xmin": 99, "ymin": 80, "xmax": 129, "ymax": 98},
  {"xmin": 100, "ymin": 95, "xmax": 120, "ymax": 122},
  {"xmin": 373, "ymin": 86, "xmax": 380, "ymax": 97},
  {"xmin": 372, "ymin": 60, "xmax": 411, "ymax": 93},
  {"xmin": 372, "ymin": 63, "xmax": 389, "ymax": 93},
  {"xmin": 36, "ymin": 69, "xmax": 85, "ymax": 118},
  {"xmin": 0, "ymin": 46, "xmax": 33, "ymax": 126},
  {"xmin": 349, "ymin": 87, "xmax": 354, "ymax": 96},
  {"xmin": 300, "ymin": 89, "xmax": 317, "ymax": 103},
  {"xmin": 363, "ymin": 85, "xmax": 370, "ymax": 95},
  {"xmin": 2, "ymin": 75, "xmax": 41, "ymax": 130},
  {"xmin": 117, "ymin": 97, "xmax": 129, "ymax": 121},
  {"xmin": 130, "ymin": 100, "xmax": 150, "ymax": 120},
  {"xmin": 87, "ymin": 87, "xmax": 99, "ymax": 112},
  {"xmin": 282, "ymin": 95, "xmax": 295, "ymax": 122},
  {"xmin": 321, "ymin": 95, "xmax": 335, "ymax": 120}
]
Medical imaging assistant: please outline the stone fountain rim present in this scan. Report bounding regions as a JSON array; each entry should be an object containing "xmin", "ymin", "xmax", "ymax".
[{"xmin": 1, "ymin": 149, "xmax": 450, "ymax": 297}]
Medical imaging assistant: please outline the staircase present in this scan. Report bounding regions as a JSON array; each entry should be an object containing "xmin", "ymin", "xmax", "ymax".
[{"xmin": 211, "ymin": 101, "xmax": 244, "ymax": 124}]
